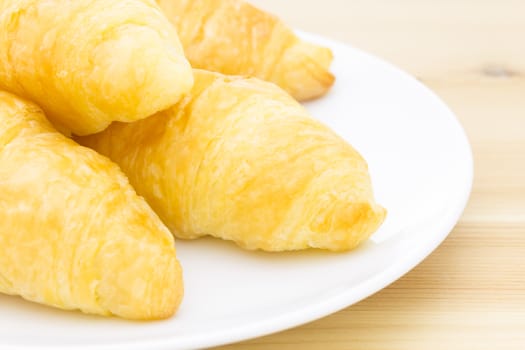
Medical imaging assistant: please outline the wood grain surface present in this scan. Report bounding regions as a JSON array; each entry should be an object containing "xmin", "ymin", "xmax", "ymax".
[{"xmin": 215, "ymin": 1, "xmax": 525, "ymax": 349}]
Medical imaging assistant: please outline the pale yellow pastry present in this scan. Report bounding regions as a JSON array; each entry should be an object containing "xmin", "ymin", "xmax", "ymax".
[
  {"xmin": 157, "ymin": 0, "xmax": 334, "ymax": 101},
  {"xmin": 0, "ymin": 0, "xmax": 193, "ymax": 136},
  {"xmin": 77, "ymin": 70, "xmax": 385, "ymax": 252},
  {"xmin": 0, "ymin": 91, "xmax": 183, "ymax": 320}
]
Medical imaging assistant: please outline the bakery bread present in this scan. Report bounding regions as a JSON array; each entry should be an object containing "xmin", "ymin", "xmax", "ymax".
[
  {"xmin": 77, "ymin": 70, "xmax": 385, "ymax": 251},
  {"xmin": 0, "ymin": 0, "xmax": 193, "ymax": 135},
  {"xmin": 0, "ymin": 91, "xmax": 183, "ymax": 319},
  {"xmin": 157, "ymin": 0, "xmax": 334, "ymax": 101}
]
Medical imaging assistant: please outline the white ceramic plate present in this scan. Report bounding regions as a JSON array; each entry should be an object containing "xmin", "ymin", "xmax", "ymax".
[{"xmin": 0, "ymin": 33, "xmax": 473, "ymax": 350}]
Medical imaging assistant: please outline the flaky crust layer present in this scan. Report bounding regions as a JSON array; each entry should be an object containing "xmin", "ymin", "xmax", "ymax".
[
  {"xmin": 0, "ymin": 91, "xmax": 183, "ymax": 319},
  {"xmin": 157, "ymin": 0, "xmax": 334, "ymax": 101},
  {"xmin": 78, "ymin": 70, "xmax": 385, "ymax": 252},
  {"xmin": 0, "ymin": 0, "xmax": 193, "ymax": 135}
]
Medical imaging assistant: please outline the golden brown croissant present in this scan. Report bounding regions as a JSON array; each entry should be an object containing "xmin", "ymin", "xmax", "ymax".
[
  {"xmin": 0, "ymin": 91, "xmax": 183, "ymax": 320},
  {"xmin": 156, "ymin": 0, "xmax": 334, "ymax": 101},
  {"xmin": 0, "ymin": 0, "xmax": 193, "ymax": 136},
  {"xmin": 77, "ymin": 70, "xmax": 385, "ymax": 252}
]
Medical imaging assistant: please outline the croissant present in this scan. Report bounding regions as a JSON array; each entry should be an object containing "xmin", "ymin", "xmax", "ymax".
[
  {"xmin": 156, "ymin": 0, "xmax": 334, "ymax": 101},
  {"xmin": 77, "ymin": 70, "xmax": 385, "ymax": 251},
  {"xmin": 0, "ymin": 0, "xmax": 193, "ymax": 136},
  {"xmin": 0, "ymin": 91, "xmax": 183, "ymax": 320}
]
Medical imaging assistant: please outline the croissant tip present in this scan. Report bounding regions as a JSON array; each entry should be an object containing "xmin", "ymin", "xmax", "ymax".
[
  {"xmin": 279, "ymin": 41, "xmax": 336, "ymax": 101},
  {"xmin": 303, "ymin": 200, "xmax": 387, "ymax": 252}
]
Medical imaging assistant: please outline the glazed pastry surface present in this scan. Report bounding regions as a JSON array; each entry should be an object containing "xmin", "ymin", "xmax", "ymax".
[
  {"xmin": 78, "ymin": 70, "xmax": 385, "ymax": 251},
  {"xmin": 0, "ymin": 0, "xmax": 193, "ymax": 135},
  {"xmin": 157, "ymin": 0, "xmax": 334, "ymax": 101},
  {"xmin": 0, "ymin": 91, "xmax": 183, "ymax": 320}
]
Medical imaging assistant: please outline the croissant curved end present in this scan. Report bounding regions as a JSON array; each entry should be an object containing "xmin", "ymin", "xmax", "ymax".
[
  {"xmin": 307, "ymin": 201, "xmax": 387, "ymax": 252},
  {"xmin": 276, "ymin": 41, "xmax": 335, "ymax": 101},
  {"xmin": 95, "ymin": 237, "xmax": 184, "ymax": 320}
]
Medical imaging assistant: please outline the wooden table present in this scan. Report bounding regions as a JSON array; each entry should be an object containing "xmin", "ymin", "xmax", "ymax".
[{"xmin": 216, "ymin": 1, "xmax": 525, "ymax": 349}]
